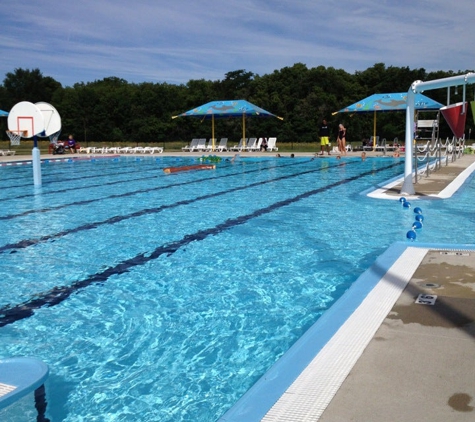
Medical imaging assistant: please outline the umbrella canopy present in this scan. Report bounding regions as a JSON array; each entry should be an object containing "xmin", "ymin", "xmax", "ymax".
[
  {"xmin": 337, "ymin": 92, "xmax": 443, "ymax": 113},
  {"xmin": 173, "ymin": 100, "xmax": 283, "ymax": 150},
  {"xmin": 334, "ymin": 93, "xmax": 443, "ymax": 146},
  {"xmin": 0, "ymin": 109, "xmax": 8, "ymax": 117}
]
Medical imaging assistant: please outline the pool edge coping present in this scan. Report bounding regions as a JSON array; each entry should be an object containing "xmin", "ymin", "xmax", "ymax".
[{"xmin": 218, "ymin": 241, "xmax": 475, "ymax": 421}]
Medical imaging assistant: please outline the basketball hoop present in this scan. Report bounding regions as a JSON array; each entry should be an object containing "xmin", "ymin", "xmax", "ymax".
[
  {"xmin": 6, "ymin": 130, "xmax": 25, "ymax": 146},
  {"xmin": 49, "ymin": 130, "xmax": 61, "ymax": 144}
]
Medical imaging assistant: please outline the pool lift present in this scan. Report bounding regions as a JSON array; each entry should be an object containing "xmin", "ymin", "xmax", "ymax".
[
  {"xmin": 0, "ymin": 357, "xmax": 50, "ymax": 419},
  {"xmin": 401, "ymin": 72, "xmax": 475, "ymax": 195}
]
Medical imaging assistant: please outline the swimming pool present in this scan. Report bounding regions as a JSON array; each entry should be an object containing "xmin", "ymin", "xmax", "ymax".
[{"xmin": 0, "ymin": 156, "xmax": 474, "ymax": 421}]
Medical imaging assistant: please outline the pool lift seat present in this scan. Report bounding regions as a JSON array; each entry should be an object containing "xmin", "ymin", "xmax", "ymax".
[{"xmin": 0, "ymin": 357, "xmax": 50, "ymax": 419}]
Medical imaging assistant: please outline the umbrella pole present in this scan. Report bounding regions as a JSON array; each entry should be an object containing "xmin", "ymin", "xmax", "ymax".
[
  {"xmin": 373, "ymin": 110, "xmax": 377, "ymax": 148},
  {"xmin": 243, "ymin": 113, "xmax": 246, "ymax": 149},
  {"xmin": 212, "ymin": 113, "xmax": 215, "ymax": 151}
]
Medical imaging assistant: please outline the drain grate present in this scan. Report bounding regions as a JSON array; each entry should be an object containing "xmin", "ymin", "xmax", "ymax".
[{"xmin": 439, "ymin": 251, "xmax": 470, "ymax": 256}]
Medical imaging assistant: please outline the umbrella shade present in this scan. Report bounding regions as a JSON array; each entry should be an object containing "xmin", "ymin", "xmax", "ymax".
[
  {"xmin": 337, "ymin": 92, "xmax": 443, "ymax": 113},
  {"xmin": 172, "ymin": 100, "xmax": 283, "ymax": 150},
  {"xmin": 335, "ymin": 93, "xmax": 443, "ymax": 147},
  {"xmin": 0, "ymin": 109, "xmax": 8, "ymax": 117}
]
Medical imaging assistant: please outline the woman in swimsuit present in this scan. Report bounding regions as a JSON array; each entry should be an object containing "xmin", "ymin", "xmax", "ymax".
[{"xmin": 337, "ymin": 124, "xmax": 347, "ymax": 155}]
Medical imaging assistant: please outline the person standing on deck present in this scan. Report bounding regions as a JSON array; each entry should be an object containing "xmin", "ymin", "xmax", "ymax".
[
  {"xmin": 337, "ymin": 123, "xmax": 347, "ymax": 155},
  {"xmin": 318, "ymin": 119, "xmax": 331, "ymax": 155}
]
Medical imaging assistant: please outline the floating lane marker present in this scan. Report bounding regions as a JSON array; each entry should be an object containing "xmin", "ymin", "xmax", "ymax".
[{"xmin": 163, "ymin": 164, "xmax": 216, "ymax": 173}]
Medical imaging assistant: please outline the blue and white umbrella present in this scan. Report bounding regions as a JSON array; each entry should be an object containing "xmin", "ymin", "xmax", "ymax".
[{"xmin": 173, "ymin": 100, "xmax": 283, "ymax": 149}]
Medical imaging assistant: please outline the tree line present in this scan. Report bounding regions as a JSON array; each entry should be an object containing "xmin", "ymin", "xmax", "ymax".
[{"xmin": 0, "ymin": 64, "xmax": 473, "ymax": 146}]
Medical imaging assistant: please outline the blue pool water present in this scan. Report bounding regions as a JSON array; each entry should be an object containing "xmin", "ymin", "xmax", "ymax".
[{"xmin": 0, "ymin": 156, "xmax": 474, "ymax": 421}]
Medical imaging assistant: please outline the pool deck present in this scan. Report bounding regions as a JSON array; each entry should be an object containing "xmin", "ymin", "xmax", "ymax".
[{"xmin": 2, "ymin": 151, "xmax": 475, "ymax": 421}]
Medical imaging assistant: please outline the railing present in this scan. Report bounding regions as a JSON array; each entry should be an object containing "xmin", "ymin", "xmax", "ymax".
[{"xmin": 413, "ymin": 136, "xmax": 465, "ymax": 183}]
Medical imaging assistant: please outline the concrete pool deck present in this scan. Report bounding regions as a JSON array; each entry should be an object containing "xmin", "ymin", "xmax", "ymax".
[{"xmin": 2, "ymin": 151, "xmax": 475, "ymax": 421}]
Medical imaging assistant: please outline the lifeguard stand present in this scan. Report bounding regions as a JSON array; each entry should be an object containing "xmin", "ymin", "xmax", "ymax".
[{"xmin": 416, "ymin": 111, "xmax": 440, "ymax": 146}]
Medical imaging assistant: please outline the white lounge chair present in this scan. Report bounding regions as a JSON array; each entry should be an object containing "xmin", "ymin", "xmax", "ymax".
[
  {"xmin": 205, "ymin": 139, "xmax": 217, "ymax": 152},
  {"xmin": 231, "ymin": 138, "xmax": 247, "ymax": 152},
  {"xmin": 182, "ymin": 139, "xmax": 199, "ymax": 152},
  {"xmin": 253, "ymin": 138, "xmax": 263, "ymax": 151},
  {"xmin": 130, "ymin": 146, "xmax": 145, "ymax": 154},
  {"xmin": 364, "ymin": 136, "xmax": 379, "ymax": 151},
  {"xmin": 215, "ymin": 138, "xmax": 228, "ymax": 152},
  {"xmin": 244, "ymin": 138, "xmax": 257, "ymax": 151},
  {"xmin": 141, "ymin": 146, "xmax": 164, "ymax": 154},
  {"xmin": 267, "ymin": 137, "xmax": 278, "ymax": 151},
  {"xmin": 374, "ymin": 138, "xmax": 387, "ymax": 154},
  {"xmin": 118, "ymin": 147, "xmax": 133, "ymax": 154},
  {"xmin": 191, "ymin": 138, "xmax": 207, "ymax": 152}
]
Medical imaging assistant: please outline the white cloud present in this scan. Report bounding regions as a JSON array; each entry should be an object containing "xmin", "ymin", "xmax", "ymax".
[{"xmin": 0, "ymin": 0, "xmax": 473, "ymax": 87}]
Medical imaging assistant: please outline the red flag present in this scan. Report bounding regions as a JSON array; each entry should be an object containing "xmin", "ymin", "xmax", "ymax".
[{"xmin": 440, "ymin": 102, "xmax": 467, "ymax": 138}]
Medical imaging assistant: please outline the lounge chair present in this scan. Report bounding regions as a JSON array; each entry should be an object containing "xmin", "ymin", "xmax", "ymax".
[
  {"xmin": 205, "ymin": 139, "xmax": 217, "ymax": 152},
  {"xmin": 215, "ymin": 138, "xmax": 228, "ymax": 152},
  {"xmin": 231, "ymin": 138, "xmax": 247, "ymax": 152},
  {"xmin": 191, "ymin": 138, "xmax": 207, "ymax": 152},
  {"xmin": 118, "ymin": 147, "xmax": 133, "ymax": 154},
  {"xmin": 364, "ymin": 136, "xmax": 379, "ymax": 151},
  {"xmin": 244, "ymin": 138, "xmax": 257, "ymax": 151},
  {"xmin": 142, "ymin": 146, "xmax": 164, "ymax": 154},
  {"xmin": 182, "ymin": 139, "xmax": 199, "ymax": 152},
  {"xmin": 253, "ymin": 138, "xmax": 263, "ymax": 151},
  {"xmin": 130, "ymin": 146, "xmax": 145, "ymax": 154},
  {"xmin": 374, "ymin": 138, "xmax": 387, "ymax": 154},
  {"xmin": 266, "ymin": 137, "xmax": 278, "ymax": 151}
]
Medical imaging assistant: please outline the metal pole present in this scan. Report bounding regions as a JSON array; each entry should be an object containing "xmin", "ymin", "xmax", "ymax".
[
  {"xmin": 401, "ymin": 87, "xmax": 416, "ymax": 194},
  {"xmin": 32, "ymin": 135, "xmax": 42, "ymax": 187}
]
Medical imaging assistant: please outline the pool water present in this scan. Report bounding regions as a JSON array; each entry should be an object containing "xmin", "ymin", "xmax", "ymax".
[{"xmin": 0, "ymin": 156, "xmax": 474, "ymax": 421}]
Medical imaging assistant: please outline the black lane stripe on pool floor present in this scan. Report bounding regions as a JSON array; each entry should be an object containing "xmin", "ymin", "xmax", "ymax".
[
  {"xmin": 0, "ymin": 160, "xmax": 307, "ymax": 220},
  {"xmin": 0, "ymin": 161, "xmax": 363, "ymax": 253},
  {"xmin": 0, "ymin": 162, "xmax": 401, "ymax": 327},
  {"xmin": 0, "ymin": 164, "xmax": 159, "ymax": 191},
  {"xmin": 0, "ymin": 159, "xmax": 300, "ymax": 205}
]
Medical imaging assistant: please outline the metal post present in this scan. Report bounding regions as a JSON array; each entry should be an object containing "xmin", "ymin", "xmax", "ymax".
[
  {"xmin": 401, "ymin": 87, "xmax": 416, "ymax": 194},
  {"xmin": 32, "ymin": 135, "xmax": 42, "ymax": 187}
]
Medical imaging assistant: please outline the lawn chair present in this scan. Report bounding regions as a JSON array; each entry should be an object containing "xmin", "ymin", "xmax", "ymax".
[
  {"xmin": 190, "ymin": 138, "xmax": 207, "ymax": 152},
  {"xmin": 215, "ymin": 138, "xmax": 228, "ymax": 152},
  {"xmin": 231, "ymin": 138, "xmax": 247, "ymax": 152},
  {"xmin": 244, "ymin": 138, "xmax": 257, "ymax": 151},
  {"xmin": 205, "ymin": 139, "xmax": 217, "ymax": 152},
  {"xmin": 182, "ymin": 139, "xmax": 199, "ymax": 152},
  {"xmin": 266, "ymin": 137, "xmax": 278, "ymax": 151},
  {"xmin": 364, "ymin": 136, "xmax": 379, "ymax": 151}
]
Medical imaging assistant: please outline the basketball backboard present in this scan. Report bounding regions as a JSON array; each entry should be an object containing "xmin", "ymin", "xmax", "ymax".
[
  {"xmin": 7, "ymin": 101, "xmax": 45, "ymax": 138},
  {"xmin": 35, "ymin": 102, "xmax": 61, "ymax": 137}
]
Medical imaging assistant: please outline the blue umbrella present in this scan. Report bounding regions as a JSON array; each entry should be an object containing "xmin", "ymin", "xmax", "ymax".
[
  {"xmin": 173, "ymin": 100, "xmax": 283, "ymax": 150},
  {"xmin": 334, "ymin": 93, "xmax": 443, "ymax": 146},
  {"xmin": 337, "ymin": 93, "xmax": 443, "ymax": 113}
]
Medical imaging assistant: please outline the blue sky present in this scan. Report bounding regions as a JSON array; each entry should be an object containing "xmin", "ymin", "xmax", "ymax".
[{"xmin": 0, "ymin": 0, "xmax": 474, "ymax": 87}]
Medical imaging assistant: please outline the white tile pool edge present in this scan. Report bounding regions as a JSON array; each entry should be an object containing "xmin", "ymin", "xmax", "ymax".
[
  {"xmin": 218, "ymin": 242, "xmax": 425, "ymax": 421},
  {"xmin": 260, "ymin": 245, "xmax": 427, "ymax": 421},
  {"xmin": 365, "ymin": 159, "xmax": 475, "ymax": 200}
]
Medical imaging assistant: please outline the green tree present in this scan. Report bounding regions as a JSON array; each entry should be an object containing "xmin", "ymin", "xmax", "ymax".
[{"xmin": 2, "ymin": 68, "xmax": 62, "ymax": 108}]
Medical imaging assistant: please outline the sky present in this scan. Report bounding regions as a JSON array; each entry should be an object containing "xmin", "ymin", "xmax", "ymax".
[{"xmin": 0, "ymin": 0, "xmax": 474, "ymax": 87}]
